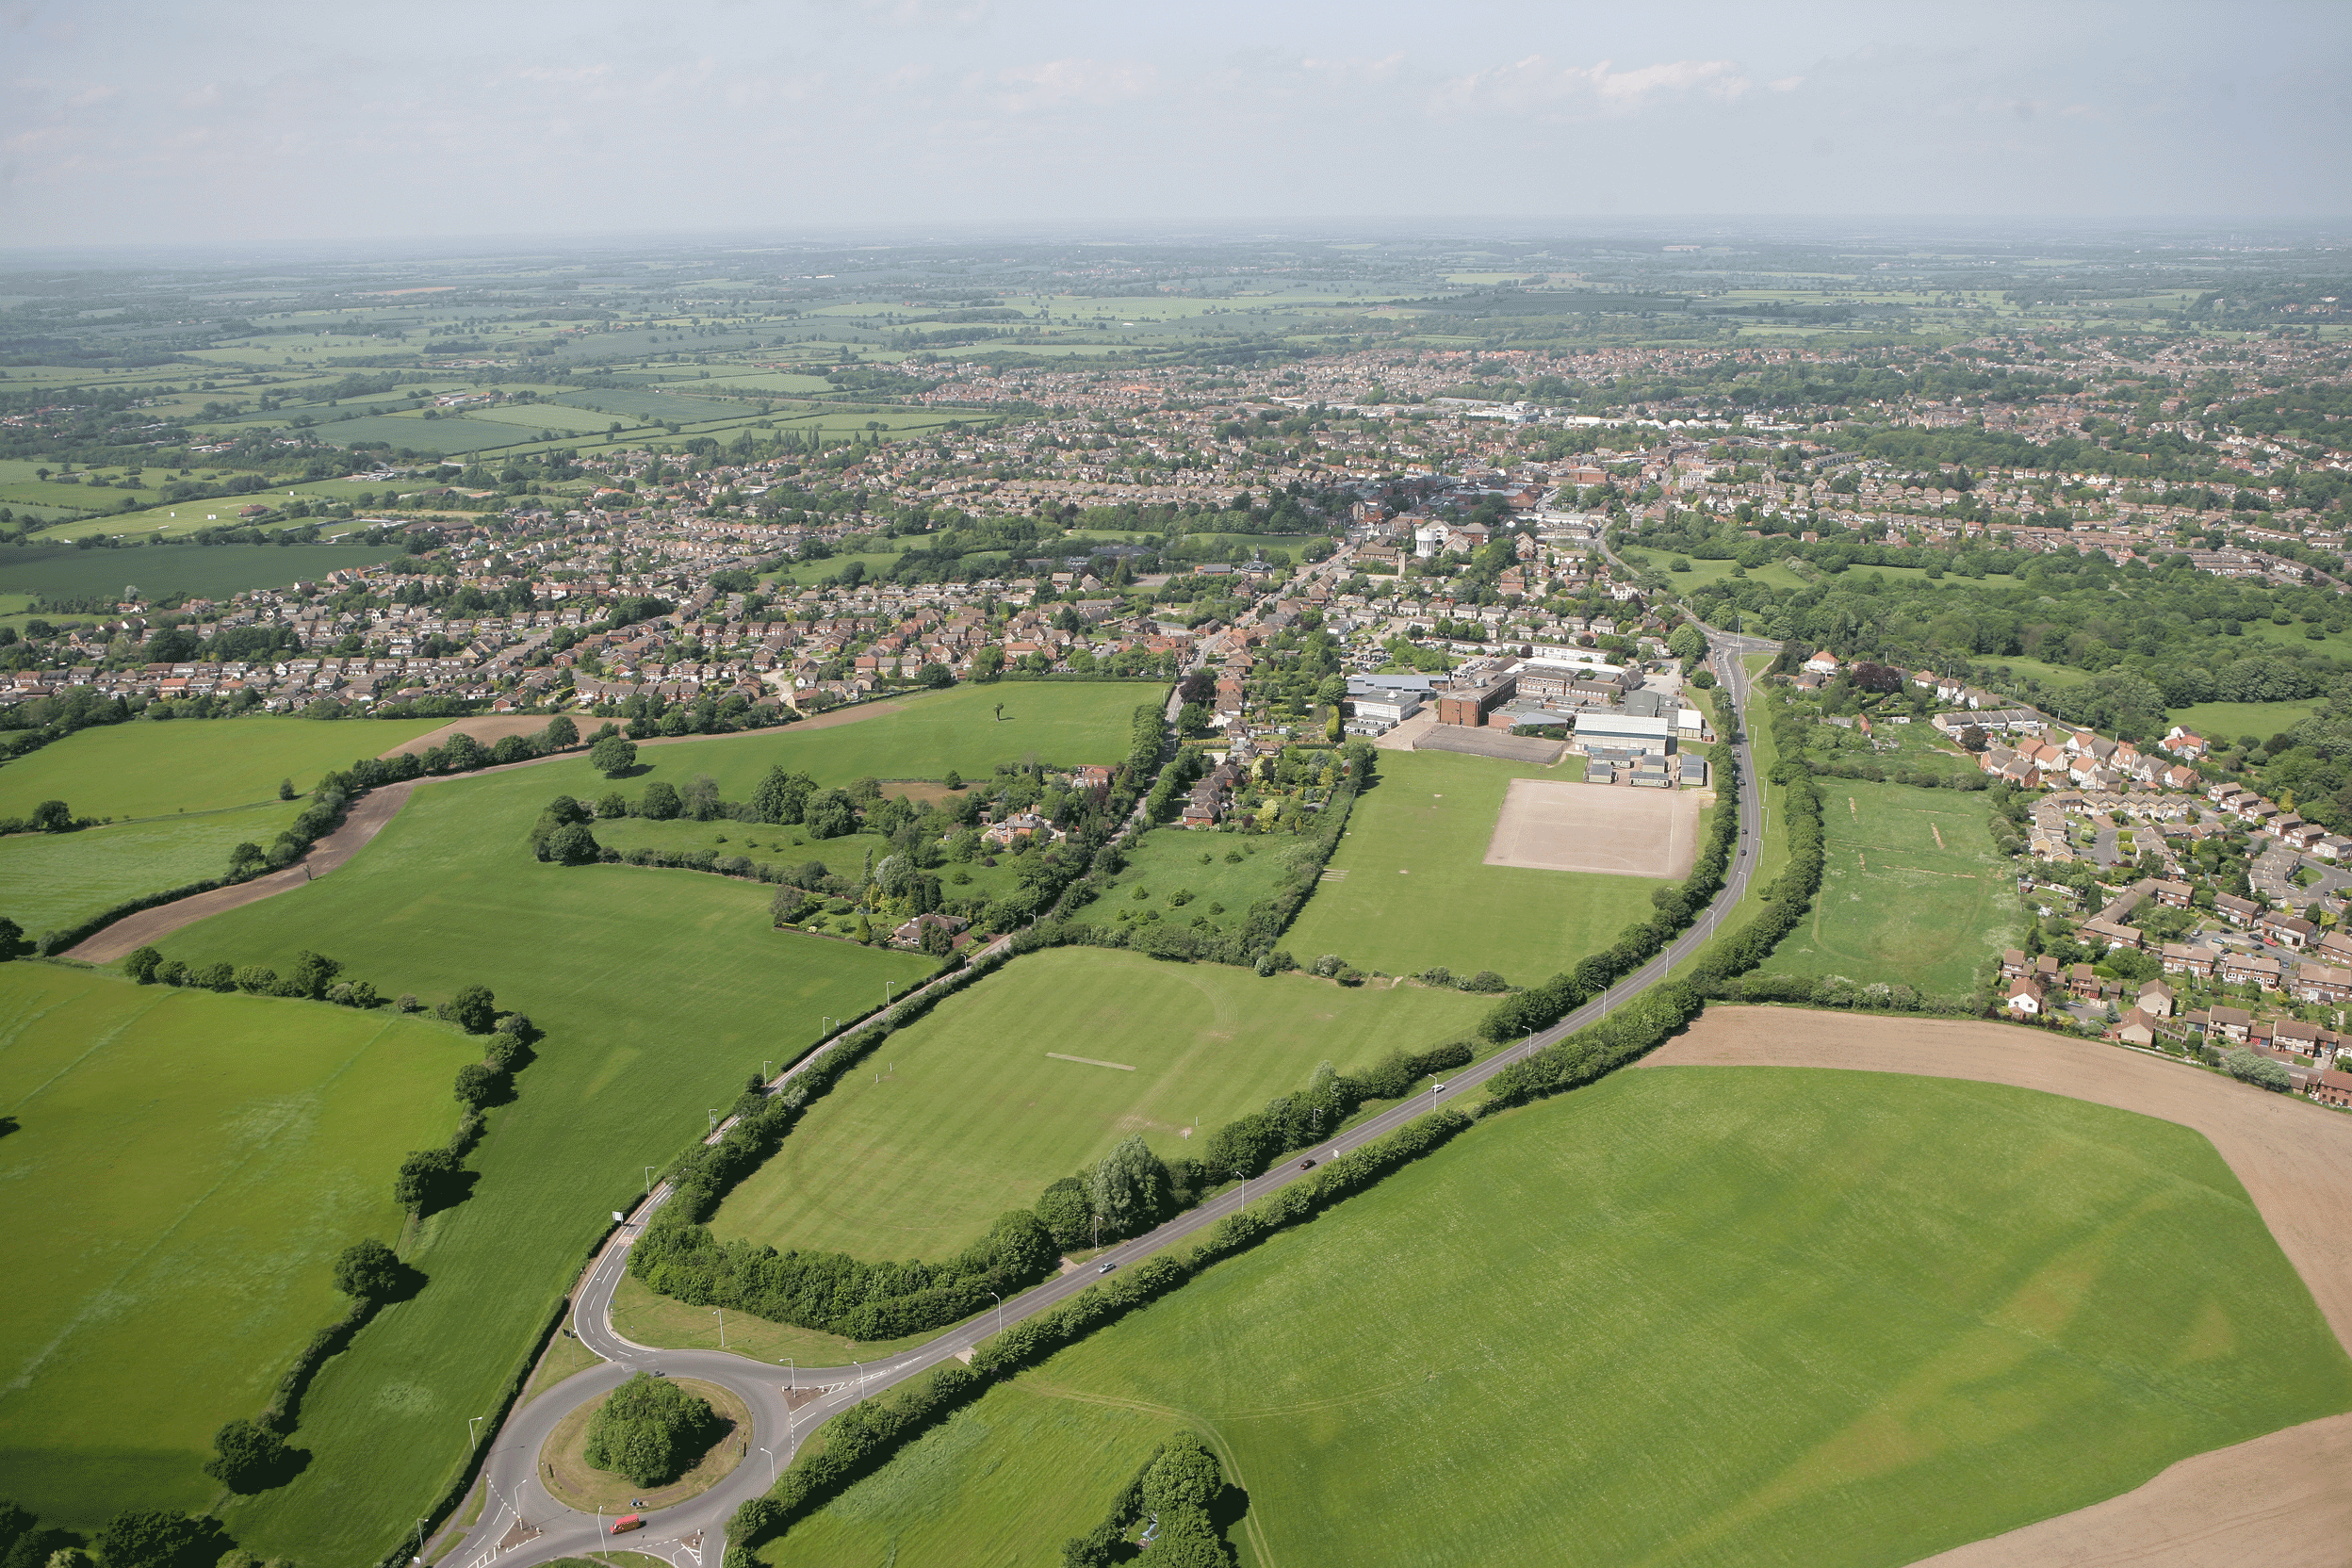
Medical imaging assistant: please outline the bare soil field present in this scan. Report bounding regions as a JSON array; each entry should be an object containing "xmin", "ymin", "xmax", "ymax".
[
  {"xmin": 1649, "ymin": 1006, "xmax": 2352, "ymax": 1568},
  {"xmin": 1483, "ymin": 776, "xmax": 1701, "ymax": 877},
  {"xmin": 1413, "ymin": 725, "xmax": 1566, "ymax": 764}
]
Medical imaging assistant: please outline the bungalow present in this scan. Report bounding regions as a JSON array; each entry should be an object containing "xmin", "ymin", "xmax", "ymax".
[
  {"xmin": 890, "ymin": 911, "xmax": 970, "ymax": 949},
  {"xmin": 2003, "ymin": 976, "xmax": 2046, "ymax": 1017},
  {"xmin": 2107, "ymin": 1007, "xmax": 2159, "ymax": 1049}
]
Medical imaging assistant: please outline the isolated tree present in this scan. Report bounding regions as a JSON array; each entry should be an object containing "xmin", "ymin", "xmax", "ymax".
[
  {"xmin": 582, "ymin": 1373, "xmax": 721, "ymax": 1487},
  {"xmin": 331, "ymin": 1238, "xmax": 405, "ymax": 1302},
  {"xmin": 590, "ymin": 734, "xmax": 638, "ymax": 776},
  {"xmin": 123, "ymin": 945, "xmax": 162, "ymax": 984},
  {"xmin": 204, "ymin": 1419, "xmax": 293, "ymax": 1494},
  {"xmin": 542, "ymin": 714, "xmax": 579, "ymax": 750}
]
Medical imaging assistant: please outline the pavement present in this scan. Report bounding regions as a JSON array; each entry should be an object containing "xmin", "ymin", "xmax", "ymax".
[{"xmin": 440, "ymin": 625, "xmax": 1773, "ymax": 1568}]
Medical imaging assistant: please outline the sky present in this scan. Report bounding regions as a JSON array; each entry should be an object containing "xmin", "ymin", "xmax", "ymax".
[{"xmin": 3, "ymin": 0, "xmax": 2347, "ymax": 247}]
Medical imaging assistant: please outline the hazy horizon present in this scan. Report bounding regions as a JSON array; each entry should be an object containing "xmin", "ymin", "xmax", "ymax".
[{"xmin": 5, "ymin": 0, "xmax": 2348, "ymax": 248}]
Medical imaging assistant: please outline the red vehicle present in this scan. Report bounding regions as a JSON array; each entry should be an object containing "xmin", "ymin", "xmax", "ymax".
[{"xmin": 611, "ymin": 1513, "xmax": 645, "ymax": 1535}]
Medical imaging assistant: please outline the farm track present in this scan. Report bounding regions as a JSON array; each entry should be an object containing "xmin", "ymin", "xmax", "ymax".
[
  {"xmin": 1651, "ymin": 1008, "xmax": 2352, "ymax": 1568},
  {"xmin": 436, "ymin": 630, "xmax": 1778, "ymax": 1566},
  {"xmin": 64, "ymin": 698, "xmax": 916, "ymax": 963}
]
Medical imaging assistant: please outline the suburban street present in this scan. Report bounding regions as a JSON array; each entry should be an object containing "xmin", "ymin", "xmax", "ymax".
[{"xmin": 443, "ymin": 625, "xmax": 1775, "ymax": 1568}]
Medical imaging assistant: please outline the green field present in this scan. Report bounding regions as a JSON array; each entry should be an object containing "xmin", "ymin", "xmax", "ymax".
[
  {"xmin": 144, "ymin": 760, "xmax": 934, "ymax": 1560},
  {"xmin": 0, "ymin": 800, "xmax": 299, "ymax": 936},
  {"xmin": 753, "ymin": 1382, "xmax": 1184, "ymax": 1567},
  {"xmin": 611, "ymin": 683, "xmax": 1156, "ymax": 801},
  {"xmin": 2167, "ymin": 699, "xmax": 2322, "ymax": 743},
  {"xmin": 1071, "ymin": 826, "xmax": 1310, "ymax": 943},
  {"xmin": 0, "ymin": 964, "xmax": 476, "ymax": 1531},
  {"xmin": 770, "ymin": 550, "xmax": 907, "ymax": 586},
  {"xmin": 0, "ymin": 542, "xmax": 404, "ymax": 603},
  {"xmin": 1281, "ymin": 749, "xmax": 1660, "ymax": 985},
  {"xmin": 118, "ymin": 686, "xmax": 1146, "ymax": 1556},
  {"xmin": 0, "ymin": 715, "xmax": 449, "ymax": 821},
  {"xmin": 714, "ymin": 947, "xmax": 1487, "ymax": 1263},
  {"xmin": 1760, "ymin": 778, "xmax": 2021, "ymax": 1001},
  {"xmin": 301, "ymin": 415, "xmax": 533, "ymax": 453},
  {"xmin": 767, "ymin": 1067, "xmax": 2352, "ymax": 1568}
]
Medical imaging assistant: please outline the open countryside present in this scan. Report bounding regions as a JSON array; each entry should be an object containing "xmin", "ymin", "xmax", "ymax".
[{"xmin": 5, "ymin": 129, "xmax": 2352, "ymax": 1568}]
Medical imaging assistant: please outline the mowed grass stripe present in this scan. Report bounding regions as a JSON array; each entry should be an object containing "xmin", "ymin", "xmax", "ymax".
[
  {"xmin": 762, "ymin": 1067, "xmax": 2352, "ymax": 1568},
  {"xmin": 137, "ymin": 683, "xmax": 1142, "ymax": 1559},
  {"xmin": 0, "ymin": 966, "xmax": 476, "ymax": 1530},
  {"xmin": 1282, "ymin": 749, "xmax": 1661, "ymax": 986},
  {"xmin": 712, "ymin": 948, "xmax": 1489, "ymax": 1263}
]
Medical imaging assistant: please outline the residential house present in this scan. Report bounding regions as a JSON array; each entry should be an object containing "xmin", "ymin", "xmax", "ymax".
[
  {"xmin": 2137, "ymin": 979, "xmax": 2176, "ymax": 1018},
  {"xmin": 2206, "ymin": 1005, "xmax": 2255, "ymax": 1045},
  {"xmin": 2108, "ymin": 1007, "xmax": 2159, "ymax": 1049},
  {"xmin": 2258, "ymin": 911, "xmax": 2319, "ymax": 951},
  {"xmin": 2309, "ymin": 1069, "xmax": 2352, "ymax": 1107},
  {"xmin": 2214, "ymin": 892, "xmax": 2262, "ymax": 927},
  {"xmin": 2161, "ymin": 943, "xmax": 2219, "ymax": 980},
  {"xmin": 2295, "ymin": 962, "xmax": 2352, "ymax": 1004},
  {"xmin": 2219, "ymin": 951, "xmax": 2284, "ymax": 990},
  {"xmin": 2003, "ymin": 976, "xmax": 2046, "ymax": 1017}
]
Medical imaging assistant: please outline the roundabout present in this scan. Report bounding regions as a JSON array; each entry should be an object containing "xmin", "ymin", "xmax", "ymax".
[{"xmin": 537, "ymin": 1377, "xmax": 750, "ymax": 1518}]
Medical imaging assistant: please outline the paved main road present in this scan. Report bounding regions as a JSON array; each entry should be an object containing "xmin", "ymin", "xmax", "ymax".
[{"xmin": 444, "ymin": 630, "xmax": 1772, "ymax": 1568}]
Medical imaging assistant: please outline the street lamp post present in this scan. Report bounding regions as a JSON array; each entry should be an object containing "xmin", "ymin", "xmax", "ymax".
[
  {"xmin": 760, "ymin": 1445, "xmax": 777, "ymax": 1488},
  {"xmin": 988, "ymin": 1290, "xmax": 1003, "ymax": 1338},
  {"xmin": 713, "ymin": 1306, "xmax": 725, "ymax": 1349},
  {"xmin": 644, "ymin": 1166, "xmax": 656, "ymax": 1195},
  {"xmin": 468, "ymin": 1414, "xmax": 485, "ymax": 1448},
  {"xmin": 708, "ymin": 1108, "xmax": 719, "ymax": 1134}
]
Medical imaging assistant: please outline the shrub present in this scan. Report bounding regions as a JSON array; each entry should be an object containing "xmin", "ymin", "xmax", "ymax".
[
  {"xmin": 582, "ymin": 1372, "xmax": 723, "ymax": 1487},
  {"xmin": 2223, "ymin": 1048, "xmax": 2294, "ymax": 1092},
  {"xmin": 331, "ymin": 1238, "xmax": 406, "ymax": 1302}
]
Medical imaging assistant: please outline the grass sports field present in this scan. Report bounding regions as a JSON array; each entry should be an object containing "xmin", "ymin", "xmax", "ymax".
[
  {"xmin": 0, "ymin": 800, "xmax": 300, "ymax": 937},
  {"xmin": 0, "ymin": 965, "xmax": 476, "ymax": 1532},
  {"xmin": 714, "ymin": 947, "xmax": 1487, "ymax": 1262},
  {"xmin": 0, "ymin": 542, "xmax": 404, "ymax": 603},
  {"xmin": 0, "ymin": 715, "xmax": 449, "ymax": 821},
  {"xmin": 1282, "ymin": 749, "xmax": 1662, "ymax": 985},
  {"xmin": 128, "ymin": 683, "xmax": 1143, "ymax": 1556},
  {"xmin": 766, "ymin": 1067, "xmax": 2352, "ymax": 1568},
  {"xmin": 1760, "ymin": 778, "xmax": 2022, "ymax": 1000}
]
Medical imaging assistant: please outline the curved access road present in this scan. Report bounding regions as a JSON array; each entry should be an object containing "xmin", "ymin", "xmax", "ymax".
[
  {"xmin": 442, "ymin": 635, "xmax": 1772, "ymax": 1566},
  {"xmin": 1649, "ymin": 1006, "xmax": 2352, "ymax": 1568}
]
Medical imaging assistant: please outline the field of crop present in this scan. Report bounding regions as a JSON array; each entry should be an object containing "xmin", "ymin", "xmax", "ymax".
[
  {"xmin": 1760, "ymin": 778, "xmax": 2021, "ymax": 1000},
  {"xmin": 306, "ymin": 415, "xmax": 533, "ymax": 454},
  {"xmin": 0, "ymin": 964, "xmax": 476, "ymax": 1532},
  {"xmin": 1071, "ymin": 826, "xmax": 1313, "ymax": 944},
  {"xmin": 0, "ymin": 715, "xmax": 448, "ymax": 821},
  {"xmin": 458, "ymin": 402, "xmax": 629, "ymax": 434},
  {"xmin": 713, "ymin": 948, "xmax": 1487, "ymax": 1263},
  {"xmin": 766, "ymin": 1067, "xmax": 2352, "ymax": 1568},
  {"xmin": 1281, "ymin": 749, "xmax": 1661, "ymax": 985},
  {"xmin": 0, "ymin": 542, "xmax": 405, "ymax": 603},
  {"xmin": 144, "ymin": 753, "xmax": 937, "ymax": 1560},
  {"xmin": 553, "ymin": 388, "xmax": 747, "ymax": 423},
  {"xmin": 0, "ymin": 800, "xmax": 299, "ymax": 936}
]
